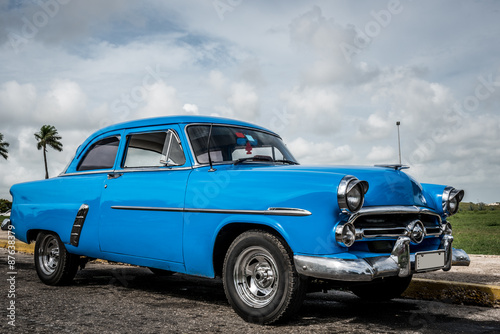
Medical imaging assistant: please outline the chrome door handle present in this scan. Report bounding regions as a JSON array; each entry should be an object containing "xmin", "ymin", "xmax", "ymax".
[{"xmin": 107, "ymin": 173, "xmax": 123, "ymax": 180}]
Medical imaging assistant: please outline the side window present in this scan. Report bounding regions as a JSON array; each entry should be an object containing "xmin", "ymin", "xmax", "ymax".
[
  {"xmin": 123, "ymin": 130, "xmax": 186, "ymax": 168},
  {"xmin": 77, "ymin": 136, "xmax": 120, "ymax": 171}
]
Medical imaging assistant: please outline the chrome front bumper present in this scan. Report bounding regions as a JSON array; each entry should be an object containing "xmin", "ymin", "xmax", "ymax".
[{"xmin": 295, "ymin": 235, "xmax": 470, "ymax": 282}]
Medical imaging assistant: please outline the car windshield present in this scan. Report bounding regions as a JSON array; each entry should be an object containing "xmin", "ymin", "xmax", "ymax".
[{"xmin": 187, "ymin": 125, "xmax": 298, "ymax": 165}]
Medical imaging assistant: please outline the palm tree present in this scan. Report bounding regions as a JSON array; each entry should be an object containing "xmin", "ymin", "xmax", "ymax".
[
  {"xmin": 34, "ymin": 125, "xmax": 63, "ymax": 179},
  {"xmin": 0, "ymin": 132, "xmax": 9, "ymax": 160}
]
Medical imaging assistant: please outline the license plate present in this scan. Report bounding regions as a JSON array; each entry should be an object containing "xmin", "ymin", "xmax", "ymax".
[{"xmin": 415, "ymin": 250, "xmax": 445, "ymax": 271}]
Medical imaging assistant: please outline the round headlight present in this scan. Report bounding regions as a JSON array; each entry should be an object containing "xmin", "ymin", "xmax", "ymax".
[
  {"xmin": 442, "ymin": 187, "xmax": 464, "ymax": 216},
  {"xmin": 338, "ymin": 175, "xmax": 369, "ymax": 214}
]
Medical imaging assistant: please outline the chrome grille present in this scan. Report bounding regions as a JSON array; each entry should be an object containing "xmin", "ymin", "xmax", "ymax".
[{"xmin": 347, "ymin": 206, "xmax": 443, "ymax": 242}]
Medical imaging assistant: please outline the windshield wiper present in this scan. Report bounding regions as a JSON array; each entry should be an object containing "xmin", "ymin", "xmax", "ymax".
[
  {"xmin": 233, "ymin": 155, "xmax": 275, "ymax": 165},
  {"xmin": 233, "ymin": 157, "xmax": 256, "ymax": 165},
  {"xmin": 273, "ymin": 159, "xmax": 299, "ymax": 165},
  {"xmin": 233, "ymin": 157, "xmax": 298, "ymax": 165}
]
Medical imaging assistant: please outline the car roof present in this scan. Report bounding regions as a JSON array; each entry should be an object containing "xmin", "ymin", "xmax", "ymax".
[
  {"xmin": 96, "ymin": 115, "xmax": 273, "ymax": 135},
  {"xmin": 77, "ymin": 115, "xmax": 277, "ymax": 157}
]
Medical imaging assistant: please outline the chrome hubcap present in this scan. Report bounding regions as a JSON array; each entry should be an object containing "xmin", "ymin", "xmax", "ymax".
[
  {"xmin": 38, "ymin": 235, "xmax": 60, "ymax": 275},
  {"xmin": 233, "ymin": 246, "xmax": 279, "ymax": 308}
]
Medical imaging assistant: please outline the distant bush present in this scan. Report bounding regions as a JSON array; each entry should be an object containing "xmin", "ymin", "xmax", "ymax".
[
  {"xmin": 460, "ymin": 202, "xmax": 500, "ymax": 212},
  {"xmin": 0, "ymin": 199, "xmax": 11, "ymax": 213}
]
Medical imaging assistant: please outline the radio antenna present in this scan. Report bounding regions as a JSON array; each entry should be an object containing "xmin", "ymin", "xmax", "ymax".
[{"xmin": 396, "ymin": 121, "xmax": 402, "ymax": 165}]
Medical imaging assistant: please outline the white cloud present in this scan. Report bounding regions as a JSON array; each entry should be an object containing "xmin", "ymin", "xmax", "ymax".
[
  {"xmin": 0, "ymin": 81, "xmax": 37, "ymax": 125},
  {"xmin": 137, "ymin": 82, "xmax": 183, "ymax": 119},
  {"xmin": 183, "ymin": 103, "xmax": 199, "ymax": 114},
  {"xmin": 281, "ymin": 86, "xmax": 342, "ymax": 133},
  {"xmin": 366, "ymin": 146, "xmax": 395, "ymax": 163},
  {"xmin": 288, "ymin": 137, "xmax": 353, "ymax": 164}
]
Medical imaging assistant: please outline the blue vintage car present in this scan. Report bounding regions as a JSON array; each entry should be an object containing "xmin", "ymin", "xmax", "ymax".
[{"xmin": 6, "ymin": 115, "xmax": 469, "ymax": 324}]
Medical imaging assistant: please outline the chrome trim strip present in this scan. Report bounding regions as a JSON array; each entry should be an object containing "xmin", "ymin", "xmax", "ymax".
[
  {"xmin": 114, "ymin": 166, "xmax": 193, "ymax": 173},
  {"xmin": 348, "ymin": 206, "xmax": 442, "ymax": 224},
  {"xmin": 61, "ymin": 169, "xmax": 114, "ymax": 177},
  {"xmin": 110, "ymin": 205, "xmax": 311, "ymax": 217}
]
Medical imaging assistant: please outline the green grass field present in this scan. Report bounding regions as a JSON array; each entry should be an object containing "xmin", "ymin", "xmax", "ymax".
[{"xmin": 448, "ymin": 206, "xmax": 500, "ymax": 255}]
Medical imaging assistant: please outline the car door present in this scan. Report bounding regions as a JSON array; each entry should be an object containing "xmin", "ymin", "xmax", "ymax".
[{"xmin": 98, "ymin": 125, "xmax": 191, "ymax": 264}]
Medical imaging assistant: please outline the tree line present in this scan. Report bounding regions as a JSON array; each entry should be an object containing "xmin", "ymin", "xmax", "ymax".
[{"xmin": 0, "ymin": 125, "xmax": 63, "ymax": 179}]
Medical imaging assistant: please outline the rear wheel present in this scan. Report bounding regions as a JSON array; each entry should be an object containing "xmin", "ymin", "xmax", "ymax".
[
  {"xmin": 35, "ymin": 232, "xmax": 79, "ymax": 285},
  {"xmin": 222, "ymin": 230, "xmax": 307, "ymax": 324},
  {"xmin": 350, "ymin": 275, "xmax": 413, "ymax": 301}
]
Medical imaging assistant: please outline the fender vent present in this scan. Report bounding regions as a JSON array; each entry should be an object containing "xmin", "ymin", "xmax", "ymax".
[{"xmin": 70, "ymin": 204, "xmax": 89, "ymax": 247}]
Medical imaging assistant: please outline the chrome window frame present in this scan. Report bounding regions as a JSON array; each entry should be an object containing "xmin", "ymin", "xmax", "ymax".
[
  {"xmin": 184, "ymin": 123, "xmax": 294, "ymax": 168},
  {"xmin": 76, "ymin": 135, "xmax": 122, "ymax": 172},
  {"xmin": 120, "ymin": 128, "xmax": 187, "ymax": 170}
]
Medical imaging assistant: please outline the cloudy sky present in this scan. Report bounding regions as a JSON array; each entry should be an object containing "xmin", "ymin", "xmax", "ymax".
[{"xmin": 0, "ymin": 0, "xmax": 499, "ymax": 203}]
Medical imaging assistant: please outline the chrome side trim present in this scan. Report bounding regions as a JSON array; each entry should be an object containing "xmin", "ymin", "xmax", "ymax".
[
  {"xmin": 70, "ymin": 204, "xmax": 89, "ymax": 247},
  {"xmin": 114, "ymin": 166, "xmax": 193, "ymax": 173},
  {"xmin": 60, "ymin": 169, "xmax": 114, "ymax": 177},
  {"xmin": 110, "ymin": 206, "xmax": 311, "ymax": 217}
]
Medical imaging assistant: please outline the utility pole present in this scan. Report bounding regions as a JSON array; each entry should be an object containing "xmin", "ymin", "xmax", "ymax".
[{"xmin": 396, "ymin": 121, "xmax": 401, "ymax": 165}]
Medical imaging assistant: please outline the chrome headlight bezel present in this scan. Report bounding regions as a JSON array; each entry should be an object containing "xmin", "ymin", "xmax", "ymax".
[
  {"xmin": 442, "ymin": 186, "xmax": 464, "ymax": 216},
  {"xmin": 337, "ymin": 175, "xmax": 369, "ymax": 214}
]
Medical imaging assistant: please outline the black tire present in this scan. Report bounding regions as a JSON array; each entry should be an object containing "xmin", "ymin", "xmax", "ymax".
[
  {"xmin": 222, "ymin": 230, "xmax": 307, "ymax": 325},
  {"xmin": 34, "ymin": 232, "xmax": 79, "ymax": 285},
  {"xmin": 350, "ymin": 275, "xmax": 413, "ymax": 301}
]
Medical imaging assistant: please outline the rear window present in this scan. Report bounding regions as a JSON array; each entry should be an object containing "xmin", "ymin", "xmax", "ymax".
[{"xmin": 77, "ymin": 136, "xmax": 120, "ymax": 171}]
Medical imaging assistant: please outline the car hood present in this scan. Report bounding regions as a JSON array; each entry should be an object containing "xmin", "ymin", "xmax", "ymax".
[{"xmin": 239, "ymin": 164, "xmax": 429, "ymax": 208}]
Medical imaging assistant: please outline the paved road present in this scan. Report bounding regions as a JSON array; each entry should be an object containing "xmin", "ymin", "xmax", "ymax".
[{"xmin": 1, "ymin": 249, "xmax": 499, "ymax": 334}]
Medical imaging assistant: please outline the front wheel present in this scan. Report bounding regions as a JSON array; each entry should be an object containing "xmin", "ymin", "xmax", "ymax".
[
  {"xmin": 34, "ymin": 232, "xmax": 79, "ymax": 285},
  {"xmin": 222, "ymin": 230, "xmax": 307, "ymax": 324},
  {"xmin": 350, "ymin": 275, "xmax": 413, "ymax": 301}
]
